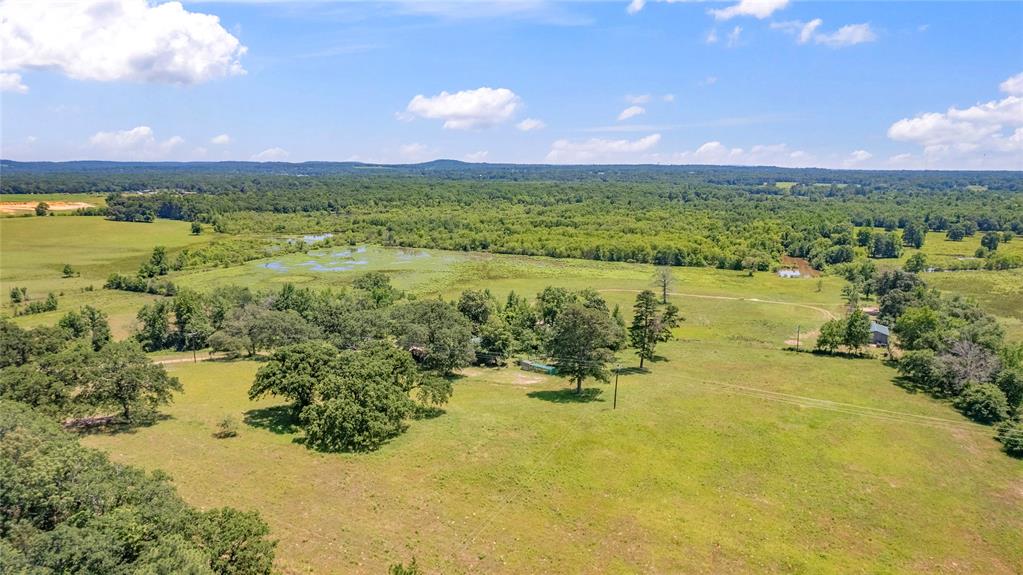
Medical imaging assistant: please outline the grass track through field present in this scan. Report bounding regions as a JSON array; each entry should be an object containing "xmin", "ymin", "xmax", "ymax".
[
  {"xmin": 598, "ymin": 288, "xmax": 839, "ymax": 319},
  {"xmin": 676, "ymin": 375, "xmax": 997, "ymax": 435}
]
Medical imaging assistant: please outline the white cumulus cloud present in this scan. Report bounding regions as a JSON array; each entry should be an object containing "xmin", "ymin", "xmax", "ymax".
[
  {"xmin": 399, "ymin": 142, "xmax": 440, "ymax": 162},
  {"xmin": 887, "ymin": 72, "xmax": 1023, "ymax": 169},
  {"xmin": 651, "ymin": 141, "xmax": 814, "ymax": 167},
  {"xmin": 711, "ymin": 0, "xmax": 789, "ymax": 21},
  {"xmin": 628, "ymin": 0, "xmax": 788, "ymax": 19},
  {"xmin": 516, "ymin": 118, "xmax": 546, "ymax": 131},
  {"xmin": 843, "ymin": 149, "xmax": 873, "ymax": 167},
  {"xmin": 625, "ymin": 94, "xmax": 651, "ymax": 104},
  {"xmin": 0, "ymin": 72, "xmax": 28, "ymax": 93},
  {"xmin": 1000, "ymin": 72, "xmax": 1023, "ymax": 96},
  {"xmin": 618, "ymin": 105, "xmax": 646, "ymax": 121},
  {"xmin": 626, "ymin": 0, "xmax": 647, "ymax": 14},
  {"xmin": 250, "ymin": 147, "xmax": 289, "ymax": 162},
  {"xmin": 0, "ymin": 0, "xmax": 246, "ymax": 91},
  {"xmin": 88, "ymin": 126, "xmax": 184, "ymax": 159},
  {"xmin": 797, "ymin": 19, "xmax": 822, "ymax": 43},
  {"xmin": 772, "ymin": 19, "xmax": 876, "ymax": 48},
  {"xmin": 210, "ymin": 134, "xmax": 231, "ymax": 145},
  {"xmin": 546, "ymin": 134, "xmax": 661, "ymax": 163},
  {"xmin": 726, "ymin": 25, "xmax": 743, "ymax": 47},
  {"xmin": 815, "ymin": 23, "xmax": 876, "ymax": 48},
  {"xmin": 405, "ymin": 86, "xmax": 521, "ymax": 129}
]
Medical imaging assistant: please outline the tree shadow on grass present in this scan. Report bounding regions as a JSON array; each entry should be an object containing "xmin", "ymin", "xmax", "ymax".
[
  {"xmin": 890, "ymin": 374, "xmax": 949, "ymax": 401},
  {"xmin": 412, "ymin": 405, "xmax": 447, "ymax": 420},
  {"xmin": 243, "ymin": 405, "xmax": 301, "ymax": 435},
  {"xmin": 617, "ymin": 366, "xmax": 650, "ymax": 376},
  {"xmin": 527, "ymin": 388, "xmax": 604, "ymax": 403},
  {"xmin": 70, "ymin": 414, "xmax": 172, "ymax": 436},
  {"xmin": 807, "ymin": 349, "xmax": 876, "ymax": 360}
]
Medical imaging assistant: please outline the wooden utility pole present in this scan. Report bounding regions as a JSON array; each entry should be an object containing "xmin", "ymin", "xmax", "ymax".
[{"xmin": 613, "ymin": 364, "xmax": 620, "ymax": 410}]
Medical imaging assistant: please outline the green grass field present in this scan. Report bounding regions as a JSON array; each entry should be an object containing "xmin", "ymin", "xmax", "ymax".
[
  {"xmin": 84, "ymin": 337, "xmax": 1023, "ymax": 574},
  {"xmin": 0, "ymin": 216, "xmax": 214, "ymax": 336},
  {"xmin": 927, "ymin": 268, "xmax": 1023, "ymax": 341},
  {"xmin": 5, "ymin": 213, "xmax": 1022, "ymax": 573},
  {"xmin": 0, "ymin": 192, "xmax": 109, "ymax": 206},
  {"xmin": 892, "ymin": 231, "xmax": 1023, "ymax": 269}
]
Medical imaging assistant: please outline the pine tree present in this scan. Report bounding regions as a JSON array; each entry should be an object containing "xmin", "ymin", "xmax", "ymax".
[{"xmin": 629, "ymin": 290, "xmax": 682, "ymax": 368}]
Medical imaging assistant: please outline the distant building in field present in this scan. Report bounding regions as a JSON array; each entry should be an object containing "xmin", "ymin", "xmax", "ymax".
[
  {"xmin": 519, "ymin": 359, "xmax": 557, "ymax": 375},
  {"xmin": 777, "ymin": 269, "xmax": 801, "ymax": 278},
  {"xmin": 870, "ymin": 321, "xmax": 890, "ymax": 347}
]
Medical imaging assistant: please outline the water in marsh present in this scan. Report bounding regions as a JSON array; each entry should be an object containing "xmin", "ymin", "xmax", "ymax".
[{"xmin": 258, "ymin": 245, "xmax": 435, "ymax": 274}]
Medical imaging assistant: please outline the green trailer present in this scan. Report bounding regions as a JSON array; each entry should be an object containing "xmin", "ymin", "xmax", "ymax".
[{"xmin": 519, "ymin": 359, "xmax": 557, "ymax": 375}]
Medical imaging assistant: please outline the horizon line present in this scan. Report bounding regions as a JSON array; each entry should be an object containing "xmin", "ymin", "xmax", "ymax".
[{"xmin": 2, "ymin": 159, "xmax": 1021, "ymax": 174}]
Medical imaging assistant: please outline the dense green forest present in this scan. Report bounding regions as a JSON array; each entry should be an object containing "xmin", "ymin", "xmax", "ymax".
[{"xmin": 4, "ymin": 161, "xmax": 1022, "ymax": 270}]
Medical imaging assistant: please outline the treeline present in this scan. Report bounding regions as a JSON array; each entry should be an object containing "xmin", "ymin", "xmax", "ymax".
[
  {"xmin": 1, "ymin": 307, "xmax": 177, "ymax": 424},
  {"xmin": 0, "ymin": 306, "xmax": 279, "ymax": 573},
  {"xmin": 883, "ymin": 270, "xmax": 1023, "ymax": 449},
  {"xmin": 103, "ymin": 239, "xmax": 316, "ymax": 297},
  {"xmin": 131, "ymin": 274, "xmax": 631, "ymax": 364},
  {"xmin": 94, "ymin": 175, "xmax": 1022, "ymax": 270},
  {"xmin": 127, "ymin": 271, "xmax": 679, "ymax": 451},
  {"xmin": 814, "ymin": 265, "xmax": 1023, "ymax": 457},
  {"xmin": 8, "ymin": 288, "xmax": 59, "ymax": 316},
  {"xmin": 0, "ymin": 402, "xmax": 276, "ymax": 574},
  {"xmin": 4, "ymin": 160, "xmax": 1022, "ymax": 189},
  {"xmin": 5, "ymin": 164, "xmax": 1020, "ymax": 271}
]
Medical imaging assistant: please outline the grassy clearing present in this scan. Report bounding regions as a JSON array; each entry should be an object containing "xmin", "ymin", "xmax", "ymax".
[
  {"xmin": 0, "ymin": 217, "xmax": 213, "ymax": 336},
  {"xmin": 896, "ymin": 231, "xmax": 1023, "ymax": 268},
  {"xmin": 927, "ymin": 268, "xmax": 1023, "ymax": 341},
  {"xmin": 176, "ymin": 243, "xmax": 846, "ymax": 307},
  {"xmin": 0, "ymin": 192, "xmax": 109, "ymax": 207},
  {"xmin": 7, "ymin": 215, "xmax": 1023, "ymax": 572},
  {"xmin": 83, "ymin": 330, "xmax": 1023, "ymax": 574}
]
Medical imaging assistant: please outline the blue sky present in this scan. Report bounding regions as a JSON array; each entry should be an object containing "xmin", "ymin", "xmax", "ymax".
[{"xmin": 1, "ymin": 0, "xmax": 1021, "ymax": 169}]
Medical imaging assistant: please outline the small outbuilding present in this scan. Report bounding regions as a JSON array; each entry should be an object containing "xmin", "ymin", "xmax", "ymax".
[
  {"xmin": 519, "ymin": 359, "xmax": 557, "ymax": 375},
  {"xmin": 777, "ymin": 269, "xmax": 801, "ymax": 278},
  {"xmin": 870, "ymin": 321, "xmax": 890, "ymax": 347}
]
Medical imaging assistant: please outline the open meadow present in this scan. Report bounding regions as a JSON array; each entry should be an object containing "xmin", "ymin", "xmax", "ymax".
[
  {"xmin": 0, "ymin": 216, "xmax": 215, "ymax": 336},
  {"xmin": 83, "ymin": 323, "xmax": 1023, "ymax": 574},
  {"xmin": 5, "ymin": 4, "xmax": 1023, "ymax": 572},
  {"xmin": 3, "ymin": 213, "xmax": 1019, "ymax": 573}
]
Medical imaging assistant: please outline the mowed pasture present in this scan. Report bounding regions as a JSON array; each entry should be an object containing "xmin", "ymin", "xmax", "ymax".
[
  {"xmin": 84, "ymin": 333, "xmax": 1023, "ymax": 574},
  {"xmin": 0, "ymin": 216, "xmax": 214, "ymax": 337},
  {"xmin": 894, "ymin": 230, "xmax": 1023, "ymax": 269},
  {"xmin": 4, "ymin": 213, "xmax": 1022, "ymax": 573}
]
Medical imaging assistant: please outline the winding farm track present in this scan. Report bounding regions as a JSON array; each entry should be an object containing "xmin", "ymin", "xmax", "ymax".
[
  {"xmin": 154, "ymin": 356, "xmax": 213, "ymax": 365},
  {"xmin": 597, "ymin": 289, "xmax": 839, "ymax": 320}
]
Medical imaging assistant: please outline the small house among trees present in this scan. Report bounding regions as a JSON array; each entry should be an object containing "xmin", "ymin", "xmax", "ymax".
[{"xmin": 870, "ymin": 321, "xmax": 890, "ymax": 347}]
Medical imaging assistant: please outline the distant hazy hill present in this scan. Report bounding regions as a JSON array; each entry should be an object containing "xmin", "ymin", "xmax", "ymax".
[{"xmin": 2, "ymin": 159, "xmax": 1021, "ymax": 192}]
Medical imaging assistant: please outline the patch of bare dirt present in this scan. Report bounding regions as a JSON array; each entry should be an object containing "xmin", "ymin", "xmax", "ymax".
[
  {"xmin": 508, "ymin": 371, "xmax": 543, "ymax": 386},
  {"xmin": 781, "ymin": 255, "xmax": 820, "ymax": 277},
  {"xmin": 0, "ymin": 201, "xmax": 95, "ymax": 214}
]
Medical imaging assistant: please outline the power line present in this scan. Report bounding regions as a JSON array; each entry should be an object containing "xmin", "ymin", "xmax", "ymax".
[{"xmin": 470, "ymin": 351, "xmax": 1023, "ymax": 440}]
